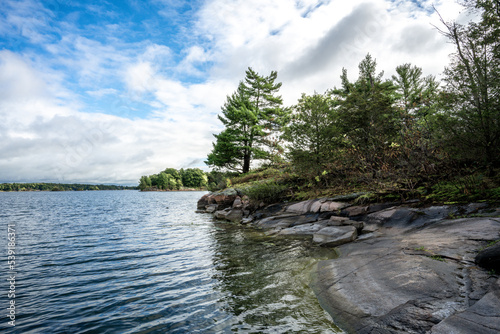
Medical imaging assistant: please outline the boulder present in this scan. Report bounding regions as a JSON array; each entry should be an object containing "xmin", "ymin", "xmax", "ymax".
[
  {"xmin": 197, "ymin": 188, "xmax": 240, "ymax": 211},
  {"xmin": 205, "ymin": 204, "xmax": 218, "ymax": 213},
  {"xmin": 197, "ymin": 193, "xmax": 211, "ymax": 210},
  {"xmin": 286, "ymin": 200, "xmax": 316, "ymax": 214},
  {"xmin": 232, "ymin": 196, "xmax": 242, "ymax": 208},
  {"xmin": 344, "ymin": 205, "xmax": 369, "ymax": 217},
  {"xmin": 326, "ymin": 217, "xmax": 363, "ymax": 231},
  {"xmin": 313, "ymin": 226, "xmax": 357, "ymax": 247},
  {"xmin": 320, "ymin": 201, "xmax": 351, "ymax": 212},
  {"xmin": 476, "ymin": 243, "xmax": 500, "ymax": 273},
  {"xmin": 225, "ymin": 209, "xmax": 243, "ymax": 223},
  {"xmin": 310, "ymin": 200, "xmax": 323, "ymax": 213},
  {"xmin": 214, "ymin": 210, "xmax": 228, "ymax": 220},
  {"xmin": 241, "ymin": 217, "xmax": 253, "ymax": 225}
]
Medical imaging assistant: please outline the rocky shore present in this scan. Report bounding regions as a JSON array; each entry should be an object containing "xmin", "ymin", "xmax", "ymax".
[{"xmin": 197, "ymin": 190, "xmax": 500, "ymax": 333}]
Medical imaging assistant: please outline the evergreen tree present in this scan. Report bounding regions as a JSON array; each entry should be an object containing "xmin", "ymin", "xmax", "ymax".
[
  {"xmin": 283, "ymin": 92, "xmax": 339, "ymax": 174},
  {"xmin": 206, "ymin": 67, "xmax": 286, "ymax": 173},
  {"xmin": 330, "ymin": 54, "xmax": 398, "ymax": 177}
]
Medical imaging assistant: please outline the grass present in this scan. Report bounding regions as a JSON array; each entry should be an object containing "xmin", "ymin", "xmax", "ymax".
[{"xmin": 430, "ymin": 255, "xmax": 445, "ymax": 262}]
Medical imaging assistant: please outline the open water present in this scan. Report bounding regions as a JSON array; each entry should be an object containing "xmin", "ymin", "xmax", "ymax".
[{"xmin": 0, "ymin": 190, "xmax": 340, "ymax": 333}]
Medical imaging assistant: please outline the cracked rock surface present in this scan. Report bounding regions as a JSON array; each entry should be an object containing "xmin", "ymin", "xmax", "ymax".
[{"xmin": 311, "ymin": 214, "xmax": 500, "ymax": 334}]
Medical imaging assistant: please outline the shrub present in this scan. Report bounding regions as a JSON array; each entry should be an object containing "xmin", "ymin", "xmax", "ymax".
[{"xmin": 242, "ymin": 181, "xmax": 289, "ymax": 204}]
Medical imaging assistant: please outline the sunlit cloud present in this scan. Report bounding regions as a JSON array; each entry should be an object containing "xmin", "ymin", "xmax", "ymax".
[{"xmin": 0, "ymin": 0, "xmax": 464, "ymax": 184}]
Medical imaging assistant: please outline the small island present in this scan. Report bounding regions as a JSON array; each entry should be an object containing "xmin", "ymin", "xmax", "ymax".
[{"xmin": 138, "ymin": 167, "xmax": 211, "ymax": 191}]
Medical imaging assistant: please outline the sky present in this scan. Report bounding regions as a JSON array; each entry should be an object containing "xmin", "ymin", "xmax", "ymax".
[{"xmin": 0, "ymin": 0, "xmax": 466, "ymax": 185}]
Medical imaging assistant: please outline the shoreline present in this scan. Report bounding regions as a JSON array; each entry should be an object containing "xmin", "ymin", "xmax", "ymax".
[{"xmin": 198, "ymin": 191, "xmax": 500, "ymax": 333}]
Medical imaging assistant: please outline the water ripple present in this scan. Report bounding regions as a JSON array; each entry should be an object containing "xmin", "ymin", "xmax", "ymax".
[{"xmin": 0, "ymin": 191, "xmax": 340, "ymax": 333}]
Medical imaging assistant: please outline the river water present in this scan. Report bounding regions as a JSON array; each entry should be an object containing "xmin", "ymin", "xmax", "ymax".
[{"xmin": 0, "ymin": 190, "xmax": 340, "ymax": 333}]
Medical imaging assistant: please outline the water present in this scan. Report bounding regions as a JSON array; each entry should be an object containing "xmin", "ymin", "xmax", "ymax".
[{"xmin": 0, "ymin": 190, "xmax": 340, "ymax": 333}]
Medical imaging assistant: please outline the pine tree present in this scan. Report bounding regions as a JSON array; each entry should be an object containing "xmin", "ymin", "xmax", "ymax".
[{"xmin": 206, "ymin": 67, "xmax": 285, "ymax": 173}]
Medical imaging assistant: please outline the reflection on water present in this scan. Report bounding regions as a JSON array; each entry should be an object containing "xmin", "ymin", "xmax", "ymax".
[
  {"xmin": 0, "ymin": 191, "xmax": 340, "ymax": 333},
  {"xmin": 210, "ymin": 223, "xmax": 340, "ymax": 333}
]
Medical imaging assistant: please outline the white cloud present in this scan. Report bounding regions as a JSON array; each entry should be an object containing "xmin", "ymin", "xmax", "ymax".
[
  {"xmin": 0, "ymin": 51, "xmax": 217, "ymax": 184},
  {"xmin": 0, "ymin": 0, "xmax": 467, "ymax": 185}
]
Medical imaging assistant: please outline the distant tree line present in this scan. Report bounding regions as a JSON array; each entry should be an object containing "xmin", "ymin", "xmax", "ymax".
[
  {"xmin": 0, "ymin": 183, "xmax": 137, "ymax": 192},
  {"xmin": 138, "ymin": 168, "xmax": 210, "ymax": 191},
  {"xmin": 206, "ymin": 0, "xmax": 500, "ymax": 193}
]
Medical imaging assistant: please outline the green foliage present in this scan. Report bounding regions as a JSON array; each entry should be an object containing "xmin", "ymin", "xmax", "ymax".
[
  {"xmin": 139, "ymin": 167, "xmax": 208, "ymax": 191},
  {"xmin": 283, "ymin": 92, "xmax": 339, "ymax": 176},
  {"xmin": 430, "ymin": 255, "xmax": 445, "ymax": 262},
  {"xmin": 330, "ymin": 54, "xmax": 400, "ymax": 178},
  {"xmin": 435, "ymin": 2, "xmax": 500, "ymax": 167},
  {"xmin": 181, "ymin": 168, "xmax": 208, "ymax": 188},
  {"xmin": 206, "ymin": 67, "xmax": 288, "ymax": 173},
  {"xmin": 242, "ymin": 180, "xmax": 289, "ymax": 204},
  {"xmin": 139, "ymin": 175, "xmax": 152, "ymax": 191}
]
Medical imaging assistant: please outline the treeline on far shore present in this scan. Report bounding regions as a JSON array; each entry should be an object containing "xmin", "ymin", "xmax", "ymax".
[{"xmin": 0, "ymin": 183, "xmax": 138, "ymax": 192}]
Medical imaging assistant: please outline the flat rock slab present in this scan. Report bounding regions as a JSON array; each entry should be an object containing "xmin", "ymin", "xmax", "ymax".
[
  {"xmin": 278, "ymin": 221, "xmax": 328, "ymax": 237},
  {"xmin": 312, "ymin": 217, "xmax": 500, "ymax": 334},
  {"xmin": 313, "ymin": 225, "xmax": 357, "ymax": 247}
]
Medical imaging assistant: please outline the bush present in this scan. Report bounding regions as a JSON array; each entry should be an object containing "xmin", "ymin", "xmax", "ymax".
[{"xmin": 242, "ymin": 181, "xmax": 289, "ymax": 204}]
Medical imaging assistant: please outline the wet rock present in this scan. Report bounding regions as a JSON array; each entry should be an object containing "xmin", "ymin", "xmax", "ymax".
[
  {"xmin": 279, "ymin": 221, "xmax": 328, "ymax": 237},
  {"xmin": 232, "ymin": 196, "xmax": 242, "ymax": 208},
  {"xmin": 254, "ymin": 215, "xmax": 298, "ymax": 230},
  {"xmin": 225, "ymin": 209, "xmax": 243, "ymax": 223},
  {"xmin": 313, "ymin": 226, "xmax": 357, "ymax": 247},
  {"xmin": 214, "ymin": 210, "xmax": 228, "ymax": 220},
  {"xmin": 205, "ymin": 204, "xmax": 218, "ymax": 213},
  {"xmin": 476, "ymin": 243, "xmax": 500, "ymax": 273}
]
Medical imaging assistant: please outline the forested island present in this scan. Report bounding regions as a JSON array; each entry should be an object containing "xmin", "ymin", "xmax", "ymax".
[
  {"xmin": 138, "ymin": 167, "xmax": 220, "ymax": 191},
  {"xmin": 0, "ymin": 183, "xmax": 137, "ymax": 192},
  {"xmin": 203, "ymin": 1, "xmax": 500, "ymax": 204}
]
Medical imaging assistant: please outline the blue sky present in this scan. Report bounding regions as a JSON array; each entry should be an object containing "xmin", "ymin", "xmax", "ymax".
[{"xmin": 0, "ymin": 0, "xmax": 463, "ymax": 185}]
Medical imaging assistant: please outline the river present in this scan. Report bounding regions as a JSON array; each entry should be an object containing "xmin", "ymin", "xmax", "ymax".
[{"xmin": 0, "ymin": 190, "xmax": 340, "ymax": 333}]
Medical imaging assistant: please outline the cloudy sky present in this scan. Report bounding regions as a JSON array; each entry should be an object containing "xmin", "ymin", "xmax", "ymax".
[{"xmin": 0, "ymin": 0, "xmax": 465, "ymax": 185}]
